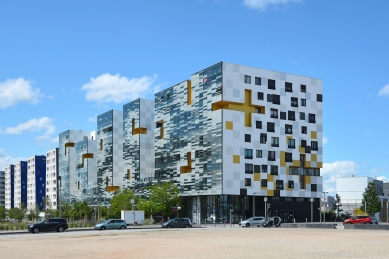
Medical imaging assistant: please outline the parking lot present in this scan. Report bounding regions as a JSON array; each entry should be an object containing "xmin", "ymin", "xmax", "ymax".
[{"xmin": 1, "ymin": 226, "xmax": 389, "ymax": 258}]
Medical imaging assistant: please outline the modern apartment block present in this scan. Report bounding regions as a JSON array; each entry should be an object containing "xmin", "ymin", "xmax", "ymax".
[
  {"xmin": 4, "ymin": 165, "xmax": 14, "ymax": 209},
  {"xmin": 46, "ymin": 148, "xmax": 59, "ymax": 209},
  {"xmin": 0, "ymin": 171, "xmax": 5, "ymax": 207},
  {"xmin": 13, "ymin": 161, "xmax": 27, "ymax": 208},
  {"xmin": 27, "ymin": 156, "xmax": 47, "ymax": 210}
]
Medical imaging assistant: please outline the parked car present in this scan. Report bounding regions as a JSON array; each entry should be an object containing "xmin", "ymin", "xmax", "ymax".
[
  {"xmin": 262, "ymin": 217, "xmax": 282, "ymax": 228},
  {"xmin": 343, "ymin": 216, "xmax": 372, "ymax": 225},
  {"xmin": 28, "ymin": 218, "xmax": 68, "ymax": 234},
  {"xmin": 94, "ymin": 219, "xmax": 127, "ymax": 230},
  {"xmin": 161, "ymin": 218, "xmax": 192, "ymax": 228},
  {"xmin": 239, "ymin": 217, "xmax": 265, "ymax": 227},
  {"xmin": 371, "ymin": 217, "xmax": 378, "ymax": 224}
]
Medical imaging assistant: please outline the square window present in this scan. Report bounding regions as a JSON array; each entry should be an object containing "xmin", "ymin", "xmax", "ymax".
[
  {"xmin": 260, "ymin": 133, "xmax": 267, "ymax": 144},
  {"xmin": 272, "ymin": 95, "xmax": 280, "ymax": 105},
  {"xmin": 244, "ymin": 149, "xmax": 253, "ymax": 159},
  {"xmin": 317, "ymin": 94, "xmax": 322, "ymax": 102},
  {"xmin": 255, "ymin": 77, "xmax": 261, "ymax": 85},
  {"xmin": 245, "ymin": 164, "xmax": 253, "ymax": 174},
  {"xmin": 270, "ymin": 108, "xmax": 278, "ymax": 119},
  {"xmin": 256, "ymin": 121, "xmax": 262, "ymax": 129},
  {"xmin": 255, "ymin": 107, "xmax": 262, "ymax": 113},
  {"xmin": 291, "ymin": 97, "xmax": 298, "ymax": 107},
  {"xmin": 276, "ymin": 180, "xmax": 283, "ymax": 190},
  {"xmin": 300, "ymin": 112, "xmax": 305, "ymax": 120},
  {"xmin": 261, "ymin": 165, "xmax": 268, "ymax": 173},
  {"xmin": 245, "ymin": 134, "xmax": 251, "ymax": 142},
  {"xmin": 267, "ymin": 94, "xmax": 273, "ymax": 102},
  {"xmin": 267, "ymin": 122, "xmax": 275, "ymax": 133},
  {"xmin": 254, "ymin": 165, "xmax": 261, "ymax": 172},
  {"xmin": 311, "ymin": 141, "xmax": 318, "ymax": 151},
  {"xmin": 301, "ymin": 140, "xmax": 307, "ymax": 147},
  {"xmin": 271, "ymin": 165, "xmax": 278, "ymax": 175},
  {"xmin": 301, "ymin": 98, "xmax": 306, "ymax": 106},
  {"xmin": 256, "ymin": 150, "xmax": 262, "ymax": 158},
  {"xmin": 285, "ymin": 152, "xmax": 292, "ymax": 162},
  {"xmin": 245, "ymin": 178, "xmax": 252, "ymax": 186},
  {"xmin": 288, "ymin": 181, "xmax": 294, "ymax": 189},
  {"xmin": 244, "ymin": 75, "xmax": 251, "ymax": 84},
  {"xmin": 288, "ymin": 138, "xmax": 295, "ymax": 148},
  {"xmin": 167, "ymin": 92, "xmax": 170, "ymax": 100},
  {"xmin": 309, "ymin": 114, "xmax": 316, "ymax": 123},
  {"xmin": 271, "ymin": 137, "xmax": 279, "ymax": 147},
  {"xmin": 305, "ymin": 146, "xmax": 311, "ymax": 154},
  {"xmin": 280, "ymin": 112, "xmax": 286, "ymax": 120},
  {"xmin": 302, "ymin": 126, "xmax": 307, "ymax": 134},
  {"xmin": 268, "ymin": 79, "xmax": 276, "ymax": 90},
  {"xmin": 261, "ymin": 179, "xmax": 267, "ymax": 187},
  {"xmin": 285, "ymin": 82, "xmax": 292, "ymax": 92},
  {"xmin": 311, "ymin": 184, "xmax": 317, "ymax": 192},
  {"xmin": 301, "ymin": 85, "xmax": 306, "ymax": 93},
  {"xmin": 268, "ymin": 151, "xmax": 276, "ymax": 161},
  {"xmin": 288, "ymin": 111, "xmax": 295, "ymax": 121},
  {"xmin": 257, "ymin": 92, "xmax": 264, "ymax": 100},
  {"xmin": 285, "ymin": 124, "xmax": 293, "ymax": 134}
]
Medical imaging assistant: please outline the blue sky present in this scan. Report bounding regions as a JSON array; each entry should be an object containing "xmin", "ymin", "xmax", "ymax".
[{"xmin": 1, "ymin": 0, "xmax": 388, "ymax": 195}]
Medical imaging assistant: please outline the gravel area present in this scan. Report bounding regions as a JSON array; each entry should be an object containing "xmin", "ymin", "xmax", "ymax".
[{"xmin": 1, "ymin": 227, "xmax": 389, "ymax": 258}]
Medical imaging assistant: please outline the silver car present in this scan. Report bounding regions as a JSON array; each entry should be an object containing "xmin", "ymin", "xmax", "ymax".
[
  {"xmin": 239, "ymin": 216, "xmax": 265, "ymax": 227},
  {"xmin": 94, "ymin": 219, "xmax": 127, "ymax": 230}
]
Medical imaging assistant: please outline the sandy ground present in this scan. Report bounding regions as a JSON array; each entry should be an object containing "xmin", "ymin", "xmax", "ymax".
[{"xmin": 1, "ymin": 227, "xmax": 389, "ymax": 259}]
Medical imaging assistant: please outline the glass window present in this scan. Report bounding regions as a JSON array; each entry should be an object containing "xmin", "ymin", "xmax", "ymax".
[
  {"xmin": 271, "ymin": 137, "xmax": 279, "ymax": 147},
  {"xmin": 288, "ymin": 181, "xmax": 294, "ymax": 188},
  {"xmin": 270, "ymin": 108, "xmax": 278, "ymax": 119},
  {"xmin": 280, "ymin": 112, "xmax": 286, "ymax": 120},
  {"xmin": 261, "ymin": 179, "xmax": 267, "ymax": 187},
  {"xmin": 285, "ymin": 82, "xmax": 292, "ymax": 92},
  {"xmin": 268, "ymin": 79, "xmax": 276, "ymax": 90},
  {"xmin": 285, "ymin": 152, "xmax": 292, "ymax": 162},
  {"xmin": 276, "ymin": 180, "xmax": 283, "ymax": 190},
  {"xmin": 271, "ymin": 165, "xmax": 278, "ymax": 175},
  {"xmin": 256, "ymin": 121, "xmax": 262, "ymax": 129},
  {"xmin": 301, "ymin": 85, "xmax": 306, "ymax": 93},
  {"xmin": 255, "ymin": 77, "xmax": 261, "ymax": 85},
  {"xmin": 268, "ymin": 151, "xmax": 276, "ymax": 161},
  {"xmin": 256, "ymin": 150, "xmax": 262, "ymax": 158},
  {"xmin": 245, "ymin": 178, "xmax": 252, "ymax": 186},
  {"xmin": 244, "ymin": 149, "xmax": 253, "ymax": 159},
  {"xmin": 317, "ymin": 94, "xmax": 322, "ymax": 102},
  {"xmin": 261, "ymin": 165, "xmax": 268, "ymax": 173},
  {"xmin": 244, "ymin": 75, "xmax": 251, "ymax": 84},
  {"xmin": 267, "ymin": 122, "xmax": 275, "ymax": 133},
  {"xmin": 260, "ymin": 133, "xmax": 267, "ymax": 144},
  {"xmin": 245, "ymin": 163, "xmax": 253, "ymax": 174},
  {"xmin": 311, "ymin": 141, "xmax": 318, "ymax": 151},
  {"xmin": 257, "ymin": 92, "xmax": 264, "ymax": 100},
  {"xmin": 309, "ymin": 114, "xmax": 316, "ymax": 123},
  {"xmin": 288, "ymin": 111, "xmax": 295, "ymax": 121},
  {"xmin": 300, "ymin": 112, "xmax": 305, "ymax": 120},
  {"xmin": 301, "ymin": 126, "xmax": 307, "ymax": 134},
  {"xmin": 301, "ymin": 98, "xmax": 306, "ymax": 106},
  {"xmin": 288, "ymin": 138, "xmax": 295, "ymax": 148},
  {"xmin": 285, "ymin": 125, "xmax": 293, "ymax": 134},
  {"xmin": 291, "ymin": 97, "xmax": 298, "ymax": 107},
  {"xmin": 245, "ymin": 134, "xmax": 251, "ymax": 142}
]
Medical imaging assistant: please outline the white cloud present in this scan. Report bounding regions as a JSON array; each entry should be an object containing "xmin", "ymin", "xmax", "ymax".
[
  {"xmin": 376, "ymin": 176, "xmax": 389, "ymax": 183},
  {"xmin": 243, "ymin": 0, "xmax": 301, "ymax": 11},
  {"xmin": 0, "ymin": 148, "xmax": 27, "ymax": 171},
  {"xmin": 81, "ymin": 73, "xmax": 158, "ymax": 104},
  {"xmin": 47, "ymin": 95, "xmax": 54, "ymax": 99},
  {"xmin": 378, "ymin": 84, "xmax": 389, "ymax": 96},
  {"xmin": 369, "ymin": 167, "xmax": 387, "ymax": 175},
  {"xmin": 88, "ymin": 115, "xmax": 97, "ymax": 123},
  {"xmin": 321, "ymin": 161, "xmax": 360, "ymax": 195},
  {"xmin": 0, "ymin": 78, "xmax": 43, "ymax": 109},
  {"xmin": 323, "ymin": 136, "xmax": 329, "ymax": 145}
]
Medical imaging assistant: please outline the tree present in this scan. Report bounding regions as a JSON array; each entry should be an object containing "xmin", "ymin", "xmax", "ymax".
[
  {"xmin": 149, "ymin": 182, "xmax": 181, "ymax": 221},
  {"xmin": 8, "ymin": 207, "xmax": 24, "ymax": 221},
  {"xmin": 69, "ymin": 201, "xmax": 93, "ymax": 220},
  {"xmin": 27, "ymin": 207, "xmax": 40, "ymax": 222},
  {"xmin": 334, "ymin": 194, "xmax": 343, "ymax": 221},
  {"xmin": 137, "ymin": 198, "xmax": 154, "ymax": 219},
  {"xmin": 0, "ymin": 206, "xmax": 7, "ymax": 221},
  {"xmin": 360, "ymin": 182, "xmax": 382, "ymax": 216},
  {"xmin": 110, "ymin": 189, "xmax": 136, "ymax": 218}
]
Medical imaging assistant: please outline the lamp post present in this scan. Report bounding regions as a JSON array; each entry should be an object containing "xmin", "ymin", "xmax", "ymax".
[
  {"xmin": 197, "ymin": 192, "xmax": 200, "ymax": 228},
  {"xmin": 130, "ymin": 199, "xmax": 135, "ymax": 227},
  {"xmin": 253, "ymin": 192, "xmax": 259, "ymax": 228},
  {"xmin": 322, "ymin": 191, "xmax": 328, "ymax": 224},
  {"xmin": 310, "ymin": 198, "xmax": 314, "ymax": 222},
  {"xmin": 264, "ymin": 197, "xmax": 268, "ymax": 219}
]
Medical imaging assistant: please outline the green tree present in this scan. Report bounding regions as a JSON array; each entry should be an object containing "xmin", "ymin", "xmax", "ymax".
[
  {"xmin": 27, "ymin": 207, "xmax": 40, "ymax": 221},
  {"xmin": 0, "ymin": 206, "xmax": 7, "ymax": 221},
  {"xmin": 149, "ymin": 182, "xmax": 180, "ymax": 221},
  {"xmin": 360, "ymin": 182, "xmax": 382, "ymax": 215},
  {"xmin": 69, "ymin": 201, "xmax": 92, "ymax": 220},
  {"xmin": 137, "ymin": 198, "xmax": 154, "ymax": 218},
  {"xmin": 110, "ymin": 189, "xmax": 136, "ymax": 218},
  {"xmin": 9, "ymin": 207, "xmax": 24, "ymax": 221}
]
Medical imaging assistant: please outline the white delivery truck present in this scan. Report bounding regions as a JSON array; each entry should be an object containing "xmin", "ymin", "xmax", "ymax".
[{"xmin": 121, "ymin": 210, "xmax": 145, "ymax": 226}]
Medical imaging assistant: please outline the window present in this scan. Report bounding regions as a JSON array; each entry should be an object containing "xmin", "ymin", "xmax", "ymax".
[
  {"xmin": 311, "ymin": 141, "xmax": 318, "ymax": 151},
  {"xmin": 301, "ymin": 140, "xmax": 306, "ymax": 148},
  {"xmin": 305, "ymin": 146, "xmax": 311, "ymax": 153},
  {"xmin": 311, "ymin": 184, "xmax": 317, "ymax": 192},
  {"xmin": 280, "ymin": 112, "xmax": 286, "ymax": 120},
  {"xmin": 271, "ymin": 165, "xmax": 278, "ymax": 175},
  {"xmin": 291, "ymin": 97, "xmax": 298, "ymax": 107},
  {"xmin": 268, "ymin": 79, "xmax": 276, "ymax": 90},
  {"xmin": 267, "ymin": 94, "xmax": 273, "ymax": 102},
  {"xmin": 261, "ymin": 165, "xmax": 268, "ymax": 173},
  {"xmin": 245, "ymin": 134, "xmax": 251, "ymax": 142},
  {"xmin": 317, "ymin": 94, "xmax": 322, "ymax": 102},
  {"xmin": 285, "ymin": 82, "xmax": 292, "ymax": 92},
  {"xmin": 285, "ymin": 124, "xmax": 293, "ymax": 134},
  {"xmin": 245, "ymin": 178, "xmax": 252, "ymax": 186},
  {"xmin": 267, "ymin": 122, "xmax": 275, "ymax": 133},
  {"xmin": 285, "ymin": 152, "xmax": 292, "ymax": 162},
  {"xmin": 271, "ymin": 137, "xmax": 279, "ymax": 147},
  {"xmin": 300, "ymin": 112, "xmax": 305, "ymax": 120},
  {"xmin": 245, "ymin": 149, "xmax": 253, "ymax": 159},
  {"xmin": 261, "ymin": 179, "xmax": 268, "ymax": 187},
  {"xmin": 245, "ymin": 163, "xmax": 253, "ymax": 174},
  {"xmin": 268, "ymin": 151, "xmax": 276, "ymax": 161},
  {"xmin": 288, "ymin": 111, "xmax": 295, "ymax": 121},
  {"xmin": 309, "ymin": 114, "xmax": 316, "ymax": 123},
  {"xmin": 254, "ymin": 165, "xmax": 260, "ymax": 173},
  {"xmin": 288, "ymin": 138, "xmax": 295, "ymax": 148},
  {"xmin": 301, "ymin": 126, "xmax": 307, "ymax": 134},
  {"xmin": 244, "ymin": 75, "xmax": 251, "ymax": 84},
  {"xmin": 167, "ymin": 92, "xmax": 170, "ymax": 100},
  {"xmin": 288, "ymin": 181, "xmax": 294, "ymax": 189},
  {"xmin": 256, "ymin": 150, "xmax": 262, "ymax": 158},
  {"xmin": 272, "ymin": 94, "xmax": 280, "ymax": 105},
  {"xmin": 256, "ymin": 120, "xmax": 262, "ymax": 129},
  {"xmin": 260, "ymin": 133, "xmax": 267, "ymax": 144},
  {"xmin": 269, "ymin": 109, "xmax": 278, "ymax": 120},
  {"xmin": 276, "ymin": 180, "xmax": 283, "ymax": 190},
  {"xmin": 255, "ymin": 77, "xmax": 261, "ymax": 85},
  {"xmin": 255, "ymin": 107, "xmax": 262, "ymax": 113},
  {"xmin": 301, "ymin": 98, "xmax": 306, "ymax": 106},
  {"xmin": 257, "ymin": 92, "xmax": 264, "ymax": 100},
  {"xmin": 160, "ymin": 95, "xmax": 164, "ymax": 102},
  {"xmin": 301, "ymin": 85, "xmax": 306, "ymax": 93}
]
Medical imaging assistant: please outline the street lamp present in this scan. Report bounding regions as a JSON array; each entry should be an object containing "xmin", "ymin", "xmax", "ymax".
[
  {"xmin": 310, "ymin": 198, "xmax": 314, "ymax": 222},
  {"xmin": 322, "ymin": 191, "xmax": 328, "ymax": 224},
  {"xmin": 253, "ymin": 192, "xmax": 259, "ymax": 228},
  {"xmin": 197, "ymin": 192, "xmax": 200, "ymax": 228},
  {"xmin": 264, "ymin": 197, "xmax": 268, "ymax": 219}
]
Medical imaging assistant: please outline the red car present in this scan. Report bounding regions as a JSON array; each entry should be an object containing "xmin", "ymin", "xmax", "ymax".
[{"xmin": 343, "ymin": 216, "xmax": 372, "ymax": 225}]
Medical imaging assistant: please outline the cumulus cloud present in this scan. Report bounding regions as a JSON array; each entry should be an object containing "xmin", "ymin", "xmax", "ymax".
[
  {"xmin": 0, "ymin": 148, "xmax": 27, "ymax": 171},
  {"xmin": 88, "ymin": 115, "xmax": 97, "ymax": 123},
  {"xmin": 378, "ymin": 84, "xmax": 389, "ymax": 96},
  {"xmin": 81, "ymin": 73, "xmax": 158, "ymax": 104},
  {"xmin": 243, "ymin": 0, "xmax": 301, "ymax": 11},
  {"xmin": 376, "ymin": 176, "xmax": 389, "ymax": 183},
  {"xmin": 323, "ymin": 136, "xmax": 329, "ymax": 145},
  {"xmin": 321, "ymin": 161, "xmax": 360, "ymax": 194},
  {"xmin": 0, "ymin": 78, "xmax": 43, "ymax": 108}
]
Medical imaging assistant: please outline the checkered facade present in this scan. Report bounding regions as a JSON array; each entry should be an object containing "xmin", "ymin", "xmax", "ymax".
[
  {"xmin": 13, "ymin": 161, "xmax": 27, "ymax": 209},
  {"xmin": 4, "ymin": 165, "xmax": 14, "ymax": 209}
]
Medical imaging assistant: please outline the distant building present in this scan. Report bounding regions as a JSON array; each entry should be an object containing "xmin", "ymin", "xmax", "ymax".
[
  {"xmin": 383, "ymin": 182, "xmax": 389, "ymax": 197},
  {"xmin": 4, "ymin": 165, "xmax": 14, "ymax": 209},
  {"xmin": 46, "ymin": 148, "xmax": 59, "ymax": 209},
  {"xmin": 27, "ymin": 156, "xmax": 47, "ymax": 210},
  {"xmin": 0, "ymin": 171, "xmax": 5, "ymax": 207},
  {"xmin": 13, "ymin": 161, "xmax": 27, "ymax": 209}
]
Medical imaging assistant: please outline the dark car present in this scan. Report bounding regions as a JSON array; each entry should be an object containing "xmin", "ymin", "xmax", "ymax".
[
  {"xmin": 262, "ymin": 217, "xmax": 282, "ymax": 228},
  {"xmin": 28, "ymin": 218, "xmax": 68, "ymax": 233},
  {"xmin": 161, "ymin": 218, "xmax": 192, "ymax": 228},
  {"xmin": 343, "ymin": 216, "xmax": 372, "ymax": 225},
  {"xmin": 371, "ymin": 217, "xmax": 378, "ymax": 224}
]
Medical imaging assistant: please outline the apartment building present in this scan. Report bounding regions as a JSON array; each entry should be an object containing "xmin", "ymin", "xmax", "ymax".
[
  {"xmin": 0, "ymin": 171, "xmax": 5, "ymax": 207},
  {"xmin": 4, "ymin": 165, "xmax": 14, "ymax": 209},
  {"xmin": 46, "ymin": 148, "xmax": 59, "ymax": 209},
  {"xmin": 13, "ymin": 161, "xmax": 27, "ymax": 208},
  {"xmin": 27, "ymin": 156, "xmax": 47, "ymax": 210}
]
